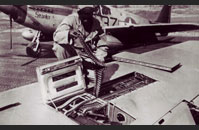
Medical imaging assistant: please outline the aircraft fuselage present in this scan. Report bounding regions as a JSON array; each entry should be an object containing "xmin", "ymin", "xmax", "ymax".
[
  {"xmin": 19, "ymin": 5, "xmax": 77, "ymax": 34},
  {"xmin": 0, "ymin": 5, "xmax": 151, "ymax": 34}
]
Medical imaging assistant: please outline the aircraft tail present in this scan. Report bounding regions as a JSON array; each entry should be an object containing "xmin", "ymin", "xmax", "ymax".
[{"xmin": 155, "ymin": 5, "xmax": 172, "ymax": 23}]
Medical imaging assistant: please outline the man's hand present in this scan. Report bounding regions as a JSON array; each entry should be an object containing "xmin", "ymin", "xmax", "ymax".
[
  {"xmin": 95, "ymin": 47, "xmax": 108, "ymax": 62},
  {"xmin": 69, "ymin": 30, "xmax": 80, "ymax": 39}
]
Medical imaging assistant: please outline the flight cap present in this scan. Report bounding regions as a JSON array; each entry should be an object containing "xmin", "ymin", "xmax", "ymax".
[{"xmin": 77, "ymin": 5, "xmax": 94, "ymax": 16}]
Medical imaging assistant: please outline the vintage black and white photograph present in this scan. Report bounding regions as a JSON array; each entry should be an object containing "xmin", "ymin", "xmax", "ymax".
[{"xmin": 0, "ymin": 5, "xmax": 199, "ymax": 125}]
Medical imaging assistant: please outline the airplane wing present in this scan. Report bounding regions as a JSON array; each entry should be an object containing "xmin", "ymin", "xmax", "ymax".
[
  {"xmin": 104, "ymin": 23, "xmax": 199, "ymax": 44},
  {"xmin": 105, "ymin": 23, "xmax": 199, "ymax": 34}
]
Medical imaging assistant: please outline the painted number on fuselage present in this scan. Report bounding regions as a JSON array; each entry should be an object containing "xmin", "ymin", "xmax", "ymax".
[
  {"xmin": 101, "ymin": 15, "xmax": 117, "ymax": 26},
  {"xmin": 110, "ymin": 17, "xmax": 117, "ymax": 26}
]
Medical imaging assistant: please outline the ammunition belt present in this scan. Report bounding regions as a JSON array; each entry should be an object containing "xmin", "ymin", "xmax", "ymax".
[
  {"xmin": 76, "ymin": 32, "xmax": 106, "ymax": 98},
  {"xmin": 77, "ymin": 32, "xmax": 105, "ymax": 67},
  {"xmin": 93, "ymin": 67, "xmax": 105, "ymax": 97}
]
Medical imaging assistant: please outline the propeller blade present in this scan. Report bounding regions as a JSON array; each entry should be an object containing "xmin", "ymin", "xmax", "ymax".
[{"xmin": 9, "ymin": 15, "xmax": 12, "ymax": 49}]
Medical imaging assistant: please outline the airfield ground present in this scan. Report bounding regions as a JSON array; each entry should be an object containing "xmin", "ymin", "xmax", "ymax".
[{"xmin": 0, "ymin": 20, "xmax": 57, "ymax": 92}]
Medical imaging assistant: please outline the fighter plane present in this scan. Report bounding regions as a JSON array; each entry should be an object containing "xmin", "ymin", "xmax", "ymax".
[
  {"xmin": 0, "ymin": 5, "xmax": 199, "ymax": 58},
  {"xmin": 0, "ymin": 5, "xmax": 199, "ymax": 125}
]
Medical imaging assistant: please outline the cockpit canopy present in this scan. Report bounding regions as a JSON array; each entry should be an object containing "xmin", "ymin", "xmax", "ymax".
[{"xmin": 93, "ymin": 5, "xmax": 112, "ymax": 16}]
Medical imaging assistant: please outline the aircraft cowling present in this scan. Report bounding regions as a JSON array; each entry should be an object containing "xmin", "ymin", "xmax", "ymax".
[
  {"xmin": 0, "ymin": 5, "xmax": 30, "ymax": 26},
  {"xmin": 22, "ymin": 29, "xmax": 53, "ymax": 42}
]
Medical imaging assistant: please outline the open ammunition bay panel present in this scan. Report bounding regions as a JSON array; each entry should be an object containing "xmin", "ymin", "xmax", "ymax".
[
  {"xmin": 91, "ymin": 71, "xmax": 156, "ymax": 101},
  {"xmin": 36, "ymin": 56, "xmax": 87, "ymax": 104},
  {"xmin": 48, "ymin": 71, "xmax": 157, "ymax": 125}
]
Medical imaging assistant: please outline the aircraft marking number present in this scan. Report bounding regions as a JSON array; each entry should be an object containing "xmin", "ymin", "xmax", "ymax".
[
  {"xmin": 110, "ymin": 17, "xmax": 117, "ymax": 26},
  {"xmin": 101, "ymin": 16, "xmax": 109, "ymax": 26},
  {"xmin": 101, "ymin": 15, "xmax": 117, "ymax": 26}
]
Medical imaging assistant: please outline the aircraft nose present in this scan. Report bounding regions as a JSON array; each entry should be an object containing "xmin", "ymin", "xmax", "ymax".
[{"xmin": 0, "ymin": 5, "xmax": 18, "ymax": 19}]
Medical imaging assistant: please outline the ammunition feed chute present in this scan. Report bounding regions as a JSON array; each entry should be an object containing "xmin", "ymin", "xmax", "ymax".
[
  {"xmin": 70, "ymin": 30, "xmax": 105, "ymax": 67},
  {"xmin": 70, "ymin": 30, "xmax": 106, "ymax": 98}
]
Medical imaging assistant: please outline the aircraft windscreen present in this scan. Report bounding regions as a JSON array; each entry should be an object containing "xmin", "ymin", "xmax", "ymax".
[{"xmin": 101, "ymin": 5, "xmax": 111, "ymax": 15}]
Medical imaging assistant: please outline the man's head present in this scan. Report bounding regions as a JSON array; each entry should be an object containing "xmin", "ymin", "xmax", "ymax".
[{"xmin": 78, "ymin": 5, "xmax": 94, "ymax": 27}]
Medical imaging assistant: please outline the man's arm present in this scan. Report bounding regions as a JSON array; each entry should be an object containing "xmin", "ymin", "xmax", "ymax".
[
  {"xmin": 92, "ymin": 17, "xmax": 104, "ymax": 35},
  {"xmin": 53, "ymin": 15, "xmax": 75, "ymax": 44}
]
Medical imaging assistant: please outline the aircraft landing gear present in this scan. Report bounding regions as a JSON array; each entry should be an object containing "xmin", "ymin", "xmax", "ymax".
[{"xmin": 26, "ymin": 31, "xmax": 41, "ymax": 57}]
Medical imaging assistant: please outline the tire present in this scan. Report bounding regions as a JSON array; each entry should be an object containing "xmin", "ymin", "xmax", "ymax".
[{"xmin": 26, "ymin": 44, "xmax": 41, "ymax": 58}]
